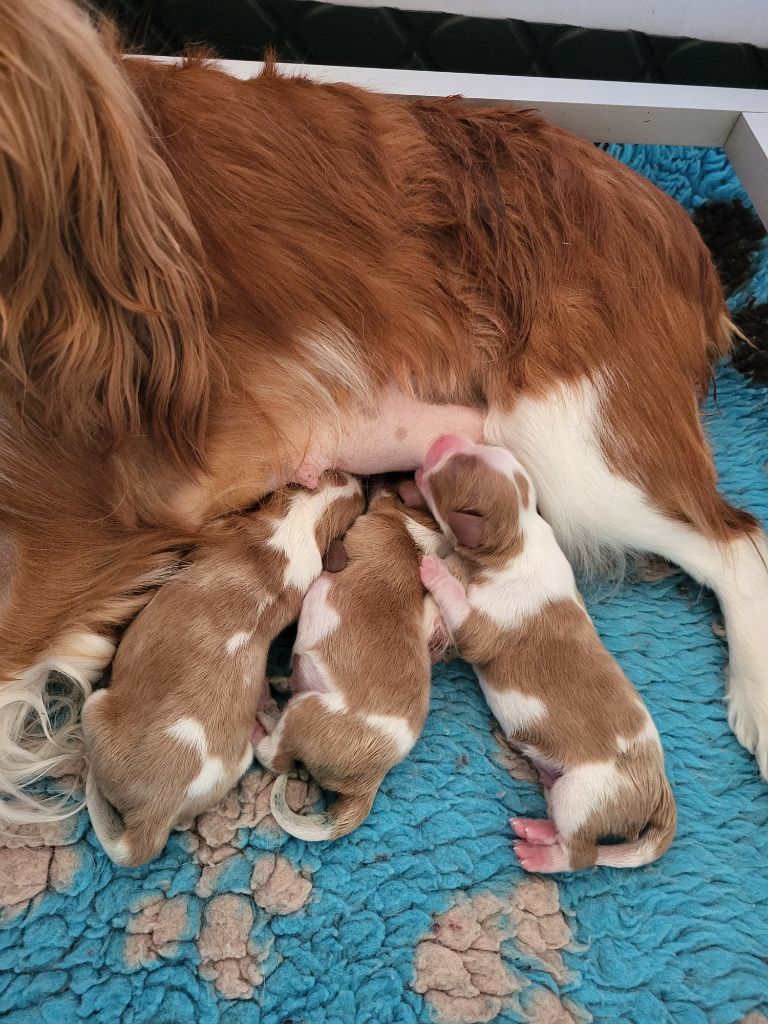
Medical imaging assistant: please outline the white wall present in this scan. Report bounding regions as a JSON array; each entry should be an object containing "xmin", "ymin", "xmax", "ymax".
[{"xmin": 329, "ymin": 0, "xmax": 768, "ymax": 48}]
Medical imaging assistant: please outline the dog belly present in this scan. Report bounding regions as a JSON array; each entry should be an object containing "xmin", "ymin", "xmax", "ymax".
[{"xmin": 293, "ymin": 389, "xmax": 485, "ymax": 485}]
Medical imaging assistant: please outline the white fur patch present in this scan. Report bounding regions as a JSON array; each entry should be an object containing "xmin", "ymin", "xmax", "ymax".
[
  {"xmin": 484, "ymin": 376, "xmax": 658, "ymax": 573},
  {"xmin": 364, "ymin": 714, "xmax": 415, "ymax": 758},
  {"xmin": 108, "ymin": 836, "xmax": 132, "ymax": 866},
  {"xmin": 468, "ymin": 549, "xmax": 578, "ymax": 631},
  {"xmin": 56, "ymin": 631, "xmax": 116, "ymax": 670},
  {"xmin": 617, "ymin": 717, "xmax": 661, "ymax": 753},
  {"xmin": 476, "ymin": 675, "xmax": 548, "ymax": 737},
  {"xmin": 0, "ymin": 630, "xmax": 119, "ymax": 827},
  {"xmin": 300, "ymin": 326, "xmax": 372, "ymax": 402},
  {"xmin": 238, "ymin": 746, "xmax": 254, "ymax": 776},
  {"xmin": 320, "ymin": 691, "xmax": 348, "ymax": 714},
  {"xmin": 295, "ymin": 574, "xmax": 341, "ymax": 650},
  {"xmin": 551, "ymin": 761, "xmax": 623, "ymax": 838},
  {"xmin": 404, "ymin": 517, "xmax": 449, "ymax": 557},
  {"xmin": 268, "ymin": 477, "xmax": 360, "ymax": 592},
  {"xmin": 165, "ymin": 718, "xmax": 208, "ymax": 760},
  {"xmin": 225, "ymin": 631, "xmax": 253, "ymax": 655},
  {"xmin": 186, "ymin": 756, "xmax": 226, "ymax": 799}
]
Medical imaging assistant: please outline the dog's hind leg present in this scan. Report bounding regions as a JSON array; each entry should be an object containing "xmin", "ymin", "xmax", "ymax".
[{"xmin": 486, "ymin": 374, "xmax": 768, "ymax": 779}]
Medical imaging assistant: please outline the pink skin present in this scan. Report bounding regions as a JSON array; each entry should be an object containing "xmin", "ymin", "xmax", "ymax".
[
  {"xmin": 513, "ymin": 839, "xmax": 570, "ymax": 873},
  {"xmin": 511, "ymin": 818, "xmax": 558, "ymax": 844},
  {"xmin": 397, "ymin": 479, "xmax": 427, "ymax": 509},
  {"xmin": 291, "ymin": 392, "xmax": 484, "ymax": 488},
  {"xmin": 251, "ymin": 653, "xmax": 332, "ymax": 742},
  {"xmin": 251, "ymin": 688, "xmax": 276, "ymax": 743},
  {"xmin": 420, "ymin": 554, "xmax": 471, "ymax": 636},
  {"xmin": 512, "ymin": 820, "xmax": 572, "ymax": 872}
]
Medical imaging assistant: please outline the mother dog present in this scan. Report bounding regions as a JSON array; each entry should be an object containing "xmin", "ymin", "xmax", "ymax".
[{"xmin": 1, "ymin": 0, "xmax": 766, "ymax": 823}]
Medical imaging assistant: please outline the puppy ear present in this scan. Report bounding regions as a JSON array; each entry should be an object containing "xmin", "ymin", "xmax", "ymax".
[
  {"xmin": 323, "ymin": 538, "xmax": 348, "ymax": 572},
  {"xmin": 445, "ymin": 510, "xmax": 486, "ymax": 548}
]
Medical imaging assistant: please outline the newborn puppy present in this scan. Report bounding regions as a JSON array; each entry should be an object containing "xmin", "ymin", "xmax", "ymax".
[
  {"xmin": 417, "ymin": 436, "xmax": 676, "ymax": 872},
  {"xmin": 82, "ymin": 473, "xmax": 363, "ymax": 866},
  {"xmin": 254, "ymin": 486, "xmax": 449, "ymax": 840}
]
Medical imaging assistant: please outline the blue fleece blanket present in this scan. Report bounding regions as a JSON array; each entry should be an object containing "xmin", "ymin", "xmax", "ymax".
[{"xmin": 1, "ymin": 145, "xmax": 767, "ymax": 1024}]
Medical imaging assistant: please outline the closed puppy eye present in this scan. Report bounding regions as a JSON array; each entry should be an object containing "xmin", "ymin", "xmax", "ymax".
[{"xmin": 457, "ymin": 508, "xmax": 483, "ymax": 518}]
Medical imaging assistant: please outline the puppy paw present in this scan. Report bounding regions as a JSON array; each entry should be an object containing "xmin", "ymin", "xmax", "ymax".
[
  {"xmin": 420, "ymin": 553, "xmax": 448, "ymax": 590},
  {"xmin": 514, "ymin": 839, "xmax": 569, "ymax": 873},
  {"xmin": 268, "ymin": 675, "xmax": 292, "ymax": 694},
  {"xmin": 511, "ymin": 818, "xmax": 558, "ymax": 845}
]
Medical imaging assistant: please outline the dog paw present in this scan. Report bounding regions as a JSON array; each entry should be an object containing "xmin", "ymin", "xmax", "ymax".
[
  {"xmin": 514, "ymin": 839, "xmax": 568, "ymax": 873},
  {"xmin": 727, "ymin": 678, "xmax": 768, "ymax": 780}
]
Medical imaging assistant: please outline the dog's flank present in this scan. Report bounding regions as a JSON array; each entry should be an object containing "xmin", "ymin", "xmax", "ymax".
[{"xmin": 418, "ymin": 437, "xmax": 676, "ymax": 872}]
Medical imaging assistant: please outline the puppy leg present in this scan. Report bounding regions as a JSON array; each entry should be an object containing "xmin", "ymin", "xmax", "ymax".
[
  {"xmin": 253, "ymin": 709, "xmax": 292, "ymax": 773},
  {"xmin": 420, "ymin": 555, "xmax": 471, "ymax": 634},
  {"xmin": 487, "ymin": 377, "xmax": 768, "ymax": 779}
]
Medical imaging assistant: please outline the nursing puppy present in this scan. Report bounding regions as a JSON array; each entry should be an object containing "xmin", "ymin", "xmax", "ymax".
[
  {"xmin": 254, "ymin": 487, "xmax": 449, "ymax": 840},
  {"xmin": 418, "ymin": 436, "xmax": 676, "ymax": 872},
  {"xmin": 81, "ymin": 473, "xmax": 363, "ymax": 866}
]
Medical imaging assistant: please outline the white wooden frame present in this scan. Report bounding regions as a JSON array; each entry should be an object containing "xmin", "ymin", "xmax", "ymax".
[{"xmin": 158, "ymin": 57, "xmax": 768, "ymax": 228}]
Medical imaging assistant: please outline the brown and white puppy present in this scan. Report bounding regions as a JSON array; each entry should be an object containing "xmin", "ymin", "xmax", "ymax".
[
  {"xmin": 81, "ymin": 473, "xmax": 363, "ymax": 866},
  {"xmin": 254, "ymin": 487, "xmax": 449, "ymax": 840},
  {"xmin": 417, "ymin": 436, "xmax": 676, "ymax": 872}
]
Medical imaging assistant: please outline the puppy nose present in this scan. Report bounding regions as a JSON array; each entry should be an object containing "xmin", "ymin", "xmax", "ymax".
[{"xmin": 422, "ymin": 434, "xmax": 471, "ymax": 473}]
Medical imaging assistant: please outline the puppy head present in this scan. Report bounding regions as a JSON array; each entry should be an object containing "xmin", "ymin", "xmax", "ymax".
[
  {"xmin": 416, "ymin": 435, "xmax": 535, "ymax": 562},
  {"xmin": 82, "ymin": 689, "xmax": 253, "ymax": 867}
]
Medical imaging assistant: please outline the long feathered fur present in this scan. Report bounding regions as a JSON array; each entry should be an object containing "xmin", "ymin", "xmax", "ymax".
[{"xmin": 0, "ymin": 0, "xmax": 217, "ymax": 469}]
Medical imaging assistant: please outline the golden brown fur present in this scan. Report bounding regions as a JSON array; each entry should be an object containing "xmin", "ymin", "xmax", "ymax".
[{"xmin": 0, "ymin": 0, "xmax": 764, "ymax": 823}]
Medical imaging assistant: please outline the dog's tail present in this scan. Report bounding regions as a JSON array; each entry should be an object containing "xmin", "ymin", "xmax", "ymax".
[
  {"xmin": 270, "ymin": 774, "xmax": 376, "ymax": 841},
  {"xmin": 595, "ymin": 779, "xmax": 677, "ymax": 869},
  {"xmin": 0, "ymin": 0, "xmax": 216, "ymax": 470}
]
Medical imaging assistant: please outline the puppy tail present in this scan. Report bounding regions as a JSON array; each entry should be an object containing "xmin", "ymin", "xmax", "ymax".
[
  {"xmin": 595, "ymin": 780, "xmax": 677, "ymax": 869},
  {"xmin": 270, "ymin": 774, "xmax": 375, "ymax": 841}
]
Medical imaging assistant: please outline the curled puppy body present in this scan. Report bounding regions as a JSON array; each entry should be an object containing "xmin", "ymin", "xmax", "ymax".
[
  {"xmin": 417, "ymin": 436, "xmax": 676, "ymax": 873},
  {"xmin": 81, "ymin": 473, "xmax": 363, "ymax": 866},
  {"xmin": 254, "ymin": 487, "xmax": 450, "ymax": 840}
]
